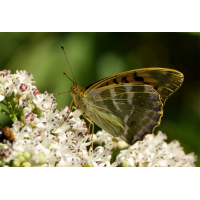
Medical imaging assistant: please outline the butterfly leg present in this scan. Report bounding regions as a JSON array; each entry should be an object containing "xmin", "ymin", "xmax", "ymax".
[
  {"xmin": 83, "ymin": 115, "xmax": 94, "ymax": 153},
  {"xmin": 88, "ymin": 122, "xmax": 91, "ymax": 135}
]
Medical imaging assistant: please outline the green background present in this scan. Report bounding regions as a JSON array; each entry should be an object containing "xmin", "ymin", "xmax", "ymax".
[{"xmin": 0, "ymin": 32, "xmax": 199, "ymax": 166}]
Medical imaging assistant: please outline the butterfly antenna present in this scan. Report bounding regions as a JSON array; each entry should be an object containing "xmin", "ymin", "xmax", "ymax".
[
  {"xmin": 61, "ymin": 45, "xmax": 77, "ymax": 84},
  {"xmin": 63, "ymin": 72, "xmax": 76, "ymax": 84}
]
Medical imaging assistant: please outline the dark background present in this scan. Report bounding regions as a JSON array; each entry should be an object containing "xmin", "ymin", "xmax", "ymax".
[{"xmin": 0, "ymin": 32, "xmax": 199, "ymax": 166}]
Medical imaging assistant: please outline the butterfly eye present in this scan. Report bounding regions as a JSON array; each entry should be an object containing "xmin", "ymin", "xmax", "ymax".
[{"xmin": 74, "ymin": 88, "xmax": 78, "ymax": 94}]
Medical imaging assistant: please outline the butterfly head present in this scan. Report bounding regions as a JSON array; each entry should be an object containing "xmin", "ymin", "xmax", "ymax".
[{"xmin": 70, "ymin": 83, "xmax": 86, "ymax": 98}]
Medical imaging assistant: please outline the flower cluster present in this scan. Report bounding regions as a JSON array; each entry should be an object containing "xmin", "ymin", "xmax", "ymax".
[
  {"xmin": 115, "ymin": 131, "xmax": 197, "ymax": 167},
  {"xmin": 0, "ymin": 70, "xmax": 197, "ymax": 167}
]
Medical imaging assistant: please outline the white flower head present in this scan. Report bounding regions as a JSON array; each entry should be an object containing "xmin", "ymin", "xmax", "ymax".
[
  {"xmin": 115, "ymin": 131, "xmax": 197, "ymax": 167},
  {"xmin": 0, "ymin": 70, "xmax": 197, "ymax": 167}
]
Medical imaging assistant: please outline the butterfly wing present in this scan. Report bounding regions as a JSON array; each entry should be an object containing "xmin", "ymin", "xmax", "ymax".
[
  {"xmin": 85, "ymin": 68, "xmax": 184, "ymax": 104},
  {"xmin": 84, "ymin": 84, "xmax": 163, "ymax": 145}
]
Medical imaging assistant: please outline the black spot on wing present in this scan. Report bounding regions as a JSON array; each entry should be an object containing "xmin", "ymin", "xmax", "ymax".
[
  {"xmin": 113, "ymin": 78, "xmax": 119, "ymax": 84},
  {"xmin": 133, "ymin": 72, "xmax": 144, "ymax": 82},
  {"xmin": 134, "ymin": 76, "xmax": 144, "ymax": 81},
  {"xmin": 122, "ymin": 76, "xmax": 129, "ymax": 83}
]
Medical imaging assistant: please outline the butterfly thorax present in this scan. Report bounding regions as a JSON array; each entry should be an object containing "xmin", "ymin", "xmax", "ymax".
[{"xmin": 70, "ymin": 83, "xmax": 86, "ymax": 111}]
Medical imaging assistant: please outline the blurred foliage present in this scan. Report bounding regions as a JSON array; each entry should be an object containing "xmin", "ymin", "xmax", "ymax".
[{"xmin": 0, "ymin": 32, "xmax": 199, "ymax": 166}]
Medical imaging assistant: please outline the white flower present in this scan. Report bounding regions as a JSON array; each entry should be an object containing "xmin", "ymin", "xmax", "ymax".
[
  {"xmin": 91, "ymin": 130, "xmax": 113, "ymax": 145},
  {"xmin": 32, "ymin": 91, "xmax": 55, "ymax": 112}
]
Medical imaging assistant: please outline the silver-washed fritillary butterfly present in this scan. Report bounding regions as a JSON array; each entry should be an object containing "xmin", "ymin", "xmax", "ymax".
[{"xmin": 58, "ymin": 45, "xmax": 184, "ymax": 146}]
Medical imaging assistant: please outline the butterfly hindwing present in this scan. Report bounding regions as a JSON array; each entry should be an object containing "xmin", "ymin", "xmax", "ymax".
[{"xmin": 84, "ymin": 83, "xmax": 163, "ymax": 145}]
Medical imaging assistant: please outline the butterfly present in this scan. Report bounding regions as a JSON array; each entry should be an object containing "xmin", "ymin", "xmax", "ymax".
[{"xmin": 59, "ymin": 46, "xmax": 184, "ymax": 146}]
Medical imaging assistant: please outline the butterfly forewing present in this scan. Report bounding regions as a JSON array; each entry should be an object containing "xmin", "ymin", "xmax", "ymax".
[
  {"xmin": 85, "ymin": 68, "xmax": 184, "ymax": 104},
  {"xmin": 84, "ymin": 84, "xmax": 163, "ymax": 145}
]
